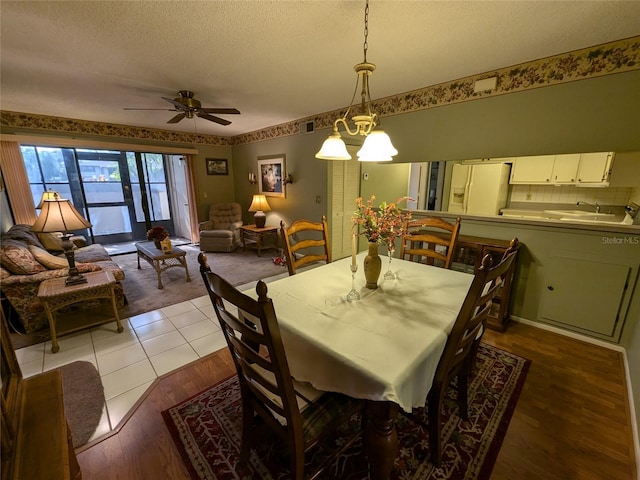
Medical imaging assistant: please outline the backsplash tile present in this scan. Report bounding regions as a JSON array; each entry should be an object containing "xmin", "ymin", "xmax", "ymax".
[{"xmin": 510, "ymin": 185, "xmax": 633, "ymax": 206}]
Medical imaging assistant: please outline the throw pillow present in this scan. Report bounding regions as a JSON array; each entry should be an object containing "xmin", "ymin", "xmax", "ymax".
[
  {"xmin": 36, "ymin": 232, "xmax": 65, "ymax": 252},
  {"xmin": 0, "ymin": 244, "xmax": 46, "ymax": 275},
  {"xmin": 28, "ymin": 245, "xmax": 68, "ymax": 270}
]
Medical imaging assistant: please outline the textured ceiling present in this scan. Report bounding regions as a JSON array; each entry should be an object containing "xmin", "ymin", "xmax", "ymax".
[{"xmin": 1, "ymin": 1, "xmax": 640, "ymax": 137}]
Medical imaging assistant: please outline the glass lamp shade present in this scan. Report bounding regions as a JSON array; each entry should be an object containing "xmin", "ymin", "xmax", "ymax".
[
  {"xmin": 36, "ymin": 190, "xmax": 60, "ymax": 209},
  {"xmin": 315, "ymin": 132, "xmax": 352, "ymax": 160},
  {"xmin": 357, "ymin": 130, "xmax": 397, "ymax": 162},
  {"xmin": 31, "ymin": 199, "xmax": 92, "ymax": 233}
]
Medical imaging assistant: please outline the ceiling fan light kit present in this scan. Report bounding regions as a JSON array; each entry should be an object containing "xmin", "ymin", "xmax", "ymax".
[
  {"xmin": 126, "ymin": 90, "xmax": 240, "ymax": 126},
  {"xmin": 315, "ymin": 0, "xmax": 397, "ymax": 162}
]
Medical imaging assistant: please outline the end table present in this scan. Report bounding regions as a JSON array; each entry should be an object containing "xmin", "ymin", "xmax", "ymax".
[
  {"xmin": 240, "ymin": 224, "xmax": 279, "ymax": 256},
  {"xmin": 37, "ymin": 270, "xmax": 123, "ymax": 353}
]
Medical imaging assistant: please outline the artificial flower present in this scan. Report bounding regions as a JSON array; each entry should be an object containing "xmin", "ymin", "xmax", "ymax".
[
  {"xmin": 352, "ymin": 195, "xmax": 412, "ymax": 246},
  {"xmin": 146, "ymin": 226, "xmax": 169, "ymax": 241}
]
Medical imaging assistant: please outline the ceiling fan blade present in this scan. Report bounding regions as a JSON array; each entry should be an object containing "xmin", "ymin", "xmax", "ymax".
[
  {"xmin": 167, "ymin": 113, "xmax": 186, "ymax": 124},
  {"xmin": 161, "ymin": 96, "xmax": 188, "ymax": 111},
  {"xmin": 198, "ymin": 107, "xmax": 240, "ymax": 115},
  {"xmin": 123, "ymin": 108, "xmax": 175, "ymax": 111},
  {"xmin": 197, "ymin": 111, "xmax": 231, "ymax": 126}
]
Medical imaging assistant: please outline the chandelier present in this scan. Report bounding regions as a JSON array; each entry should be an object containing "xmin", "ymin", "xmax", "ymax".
[{"xmin": 315, "ymin": 0, "xmax": 397, "ymax": 162}]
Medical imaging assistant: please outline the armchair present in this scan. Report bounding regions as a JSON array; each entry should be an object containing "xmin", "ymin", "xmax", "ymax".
[{"xmin": 198, "ymin": 202, "xmax": 243, "ymax": 252}]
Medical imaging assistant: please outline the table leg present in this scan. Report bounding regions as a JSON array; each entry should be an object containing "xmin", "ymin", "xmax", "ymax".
[
  {"xmin": 137, "ymin": 252, "xmax": 141, "ymax": 269},
  {"xmin": 181, "ymin": 257, "xmax": 192, "ymax": 283},
  {"xmin": 153, "ymin": 259, "xmax": 163, "ymax": 289},
  {"xmin": 364, "ymin": 401, "xmax": 398, "ymax": 480},
  {"xmin": 42, "ymin": 303, "xmax": 60, "ymax": 353},
  {"xmin": 109, "ymin": 287, "xmax": 124, "ymax": 333}
]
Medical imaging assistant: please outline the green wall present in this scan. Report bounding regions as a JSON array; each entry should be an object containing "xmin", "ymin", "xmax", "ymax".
[{"xmin": 3, "ymin": 68, "xmax": 639, "ymax": 437}]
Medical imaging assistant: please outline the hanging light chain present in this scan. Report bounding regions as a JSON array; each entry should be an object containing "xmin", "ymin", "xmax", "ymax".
[{"xmin": 363, "ymin": 0, "xmax": 369, "ymax": 62}]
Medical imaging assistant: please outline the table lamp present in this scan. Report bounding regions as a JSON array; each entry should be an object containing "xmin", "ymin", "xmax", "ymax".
[
  {"xmin": 248, "ymin": 194, "xmax": 271, "ymax": 228},
  {"xmin": 31, "ymin": 196, "xmax": 92, "ymax": 286}
]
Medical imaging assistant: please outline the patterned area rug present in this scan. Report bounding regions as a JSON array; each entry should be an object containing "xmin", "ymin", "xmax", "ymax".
[{"xmin": 162, "ymin": 343, "xmax": 530, "ymax": 480}]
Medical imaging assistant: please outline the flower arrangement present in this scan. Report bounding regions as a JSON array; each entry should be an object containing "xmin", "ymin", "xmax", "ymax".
[
  {"xmin": 146, "ymin": 226, "xmax": 169, "ymax": 241},
  {"xmin": 352, "ymin": 195, "xmax": 412, "ymax": 247}
]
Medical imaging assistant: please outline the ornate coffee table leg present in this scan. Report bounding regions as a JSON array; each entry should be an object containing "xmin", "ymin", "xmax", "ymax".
[{"xmin": 364, "ymin": 400, "xmax": 398, "ymax": 480}]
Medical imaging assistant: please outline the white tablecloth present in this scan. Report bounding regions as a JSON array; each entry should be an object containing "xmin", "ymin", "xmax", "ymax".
[{"xmin": 245, "ymin": 253, "xmax": 473, "ymax": 412}]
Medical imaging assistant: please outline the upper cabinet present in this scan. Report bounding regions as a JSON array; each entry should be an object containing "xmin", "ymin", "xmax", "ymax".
[
  {"xmin": 551, "ymin": 154, "xmax": 581, "ymax": 184},
  {"xmin": 576, "ymin": 152, "xmax": 613, "ymax": 185},
  {"xmin": 509, "ymin": 152, "xmax": 614, "ymax": 187},
  {"xmin": 509, "ymin": 155, "xmax": 555, "ymax": 184}
]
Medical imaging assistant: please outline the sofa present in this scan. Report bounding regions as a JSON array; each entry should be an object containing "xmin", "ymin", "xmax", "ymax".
[
  {"xmin": 198, "ymin": 202, "xmax": 243, "ymax": 252},
  {"xmin": 0, "ymin": 224, "xmax": 126, "ymax": 334}
]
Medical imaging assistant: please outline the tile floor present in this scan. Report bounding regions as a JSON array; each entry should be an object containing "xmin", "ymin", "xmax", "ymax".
[{"xmin": 14, "ymin": 292, "xmax": 231, "ymax": 444}]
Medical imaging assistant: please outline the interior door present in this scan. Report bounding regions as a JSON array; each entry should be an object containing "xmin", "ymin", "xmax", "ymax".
[{"xmin": 328, "ymin": 147, "xmax": 361, "ymax": 260}]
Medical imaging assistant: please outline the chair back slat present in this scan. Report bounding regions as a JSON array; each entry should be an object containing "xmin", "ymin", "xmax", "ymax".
[
  {"xmin": 400, "ymin": 217, "xmax": 461, "ymax": 269},
  {"xmin": 280, "ymin": 216, "xmax": 331, "ymax": 275}
]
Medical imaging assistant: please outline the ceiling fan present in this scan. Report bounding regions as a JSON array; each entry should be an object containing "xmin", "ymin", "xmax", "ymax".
[{"xmin": 124, "ymin": 90, "xmax": 240, "ymax": 125}]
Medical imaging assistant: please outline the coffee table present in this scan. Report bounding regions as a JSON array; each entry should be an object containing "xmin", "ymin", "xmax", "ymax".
[
  {"xmin": 135, "ymin": 241, "xmax": 192, "ymax": 289},
  {"xmin": 38, "ymin": 270, "xmax": 123, "ymax": 353}
]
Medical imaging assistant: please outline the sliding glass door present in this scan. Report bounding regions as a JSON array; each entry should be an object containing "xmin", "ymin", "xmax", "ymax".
[{"xmin": 23, "ymin": 146, "xmax": 176, "ymax": 244}]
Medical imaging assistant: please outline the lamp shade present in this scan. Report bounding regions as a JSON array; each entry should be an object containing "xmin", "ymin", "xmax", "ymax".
[
  {"xmin": 357, "ymin": 130, "xmax": 397, "ymax": 162},
  {"xmin": 248, "ymin": 194, "xmax": 271, "ymax": 213},
  {"xmin": 315, "ymin": 132, "xmax": 352, "ymax": 160},
  {"xmin": 36, "ymin": 190, "xmax": 60, "ymax": 209},
  {"xmin": 248, "ymin": 194, "xmax": 271, "ymax": 228},
  {"xmin": 31, "ymin": 199, "xmax": 92, "ymax": 233}
]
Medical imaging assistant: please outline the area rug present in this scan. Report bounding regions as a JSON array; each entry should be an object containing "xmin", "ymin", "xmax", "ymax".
[
  {"xmin": 162, "ymin": 343, "xmax": 530, "ymax": 480},
  {"xmin": 60, "ymin": 360, "xmax": 105, "ymax": 448},
  {"xmin": 116, "ymin": 244, "xmax": 288, "ymax": 320},
  {"xmin": 9, "ymin": 245, "xmax": 289, "ymax": 348}
]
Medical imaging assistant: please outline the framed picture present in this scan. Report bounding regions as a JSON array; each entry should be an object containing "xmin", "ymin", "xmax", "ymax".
[
  {"xmin": 206, "ymin": 158, "xmax": 228, "ymax": 175},
  {"xmin": 257, "ymin": 154, "xmax": 286, "ymax": 198}
]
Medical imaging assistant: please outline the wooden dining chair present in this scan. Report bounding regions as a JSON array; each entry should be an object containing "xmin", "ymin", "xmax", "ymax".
[
  {"xmin": 280, "ymin": 215, "xmax": 331, "ymax": 276},
  {"xmin": 197, "ymin": 253, "xmax": 363, "ymax": 479},
  {"xmin": 402, "ymin": 238, "xmax": 518, "ymax": 466},
  {"xmin": 399, "ymin": 216, "xmax": 461, "ymax": 269}
]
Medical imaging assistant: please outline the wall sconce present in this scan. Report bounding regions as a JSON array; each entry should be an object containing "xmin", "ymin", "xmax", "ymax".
[
  {"xmin": 248, "ymin": 172, "xmax": 257, "ymax": 184},
  {"xmin": 283, "ymin": 172, "xmax": 294, "ymax": 185}
]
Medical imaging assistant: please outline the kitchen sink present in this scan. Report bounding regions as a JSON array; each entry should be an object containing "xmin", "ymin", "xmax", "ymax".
[
  {"xmin": 543, "ymin": 209, "xmax": 616, "ymax": 219},
  {"xmin": 558, "ymin": 217, "xmax": 624, "ymax": 225}
]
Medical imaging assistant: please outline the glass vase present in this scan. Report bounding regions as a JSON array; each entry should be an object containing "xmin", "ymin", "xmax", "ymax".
[{"xmin": 383, "ymin": 244, "xmax": 396, "ymax": 280}]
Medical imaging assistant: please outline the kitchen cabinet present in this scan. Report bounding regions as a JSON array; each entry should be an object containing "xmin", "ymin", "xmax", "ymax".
[
  {"xmin": 450, "ymin": 235, "xmax": 520, "ymax": 331},
  {"xmin": 551, "ymin": 153, "xmax": 581, "ymax": 184},
  {"xmin": 509, "ymin": 155, "xmax": 555, "ymax": 184},
  {"xmin": 576, "ymin": 152, "xmax": 613, "ymax": 186},
  {"xmin": 540, "ymin": 253, "xmax": 633, "ymax": 340},
  {"xmin": 509, "ymin": 152, "xmax": 614, "ymax": 186}
]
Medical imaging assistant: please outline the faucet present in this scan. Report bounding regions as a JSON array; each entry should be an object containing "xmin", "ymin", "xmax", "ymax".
[{"xmin": 576, "ymin": 201, "xmax": 600, "ymax": 213}]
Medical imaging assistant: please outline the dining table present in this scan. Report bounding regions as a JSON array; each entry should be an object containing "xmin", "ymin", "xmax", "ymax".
[{"xmin": 245, "ymin": 251, "xmax": 474, "ymax": 479}]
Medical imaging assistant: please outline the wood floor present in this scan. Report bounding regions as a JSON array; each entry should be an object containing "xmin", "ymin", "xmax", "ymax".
[{"xmin": 76, "ymin": 321, "xmax": 637, "ymax": 479}]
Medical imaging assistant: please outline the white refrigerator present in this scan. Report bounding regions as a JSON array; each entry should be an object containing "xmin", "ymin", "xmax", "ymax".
[{"xmin": 447, "ymin": 163, "xmax": 511, "ymax": 215}]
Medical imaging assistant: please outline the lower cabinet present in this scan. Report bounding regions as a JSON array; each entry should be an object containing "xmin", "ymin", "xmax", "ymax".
[
  {"xmin": 450, "ymin": 235, "xmax": 520, "ymax": 332},
  {"xmin": 540, "ymin": 253, "xmax": 634, "ymax": 340}
]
